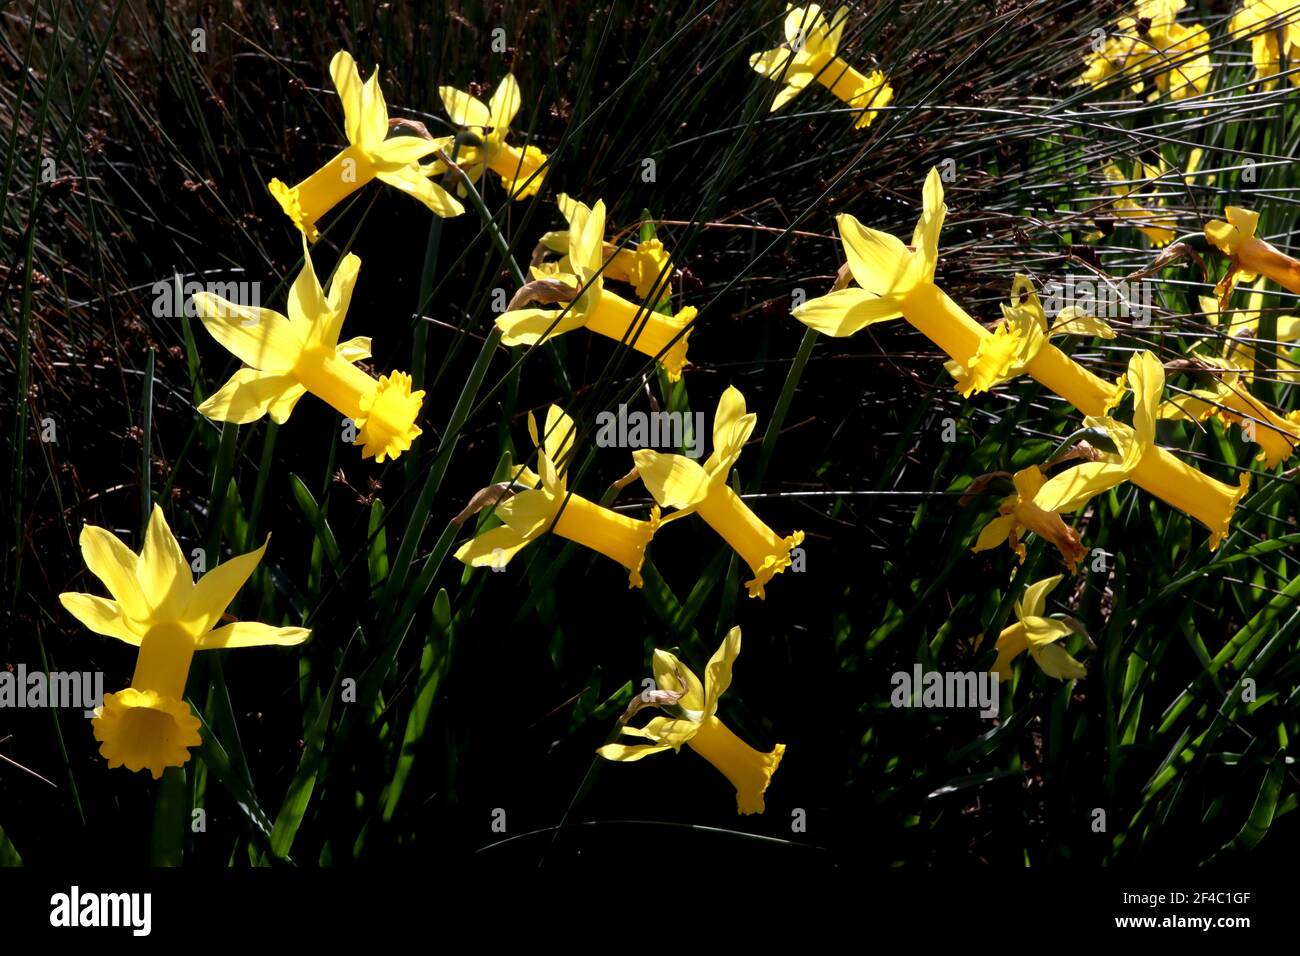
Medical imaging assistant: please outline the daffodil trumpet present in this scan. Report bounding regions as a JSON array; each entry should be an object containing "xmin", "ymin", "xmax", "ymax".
[
  {"xmin": 59, "ymin": 506, "xmax": 309, "ymax": 778},
  {"xmin": 974, "ymin": 575, "xmax": 1088, "ymax": 682},
  {"xmin": 749, "ymin": 4, "xmax": 894, "ymax": 129},
  {"xmin": 497, "ymin": 197, "xmax": 695, "ymax": 381},
  {"xmin": 454, "ymin": 405, "xmax": 660, "ymax": 587},
  {"xmin": 1034, "ymin": 352, "xmax": 1251, "ymax": 550},
  {"xmin": 435, "ymin": 73, "xmax": 550, "ymax": 200},
  {"xmin": 633, "ymin": 386, "xmax": 804, "ymax": 599},
  {"xmin": 1206, "ymin": 206, "xmax": 1300, "ymax": 307},
  {"xmin": 194, "ymin": 240, "xmax": 424, "ymax": 463},
  {"xmin": 790, "ymin": 168, "xmax": 1247, "ymax": 543},
  {"xmin": 269, "ymin": 51, "xmax": 463, "ymax": 242},
  {"xmin": 598, "ymin": 627, "xmax": 785, "ymax": 815}
]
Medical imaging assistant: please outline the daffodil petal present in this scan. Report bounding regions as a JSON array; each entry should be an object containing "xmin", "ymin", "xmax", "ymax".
[
  {"xmin": 183, "ymin": 539, "xmax": 268, "ymax": 636},
  {"xmin": 489, "ymin": 73, "xmax": 522, "ymax": 130},
  {"xmin": 971, "ymin": 513, "xmax": 1016, "ymax": 553},
  {"xmin": 373, "ymin": 166, "xmax": 465, "ymax": 218},
  {"xmin": 633, "ymin": 449, "xmax": 711, "ymax": 510},
  {"xmin": 59, "ymin": 592, "xmax": 142, "ymax": 645},
  {"xmin": 1033, "ymin": 462, "xmax": 1129, "ymax": 514},
  {"xmin": 198, "ymin": 622, "xmax": 311, "ymax": 650},
  {"xmin": 703, "ymin": 626, "xmax": 742, "ymax": 716},
  {"xmin": 193, "ymin": 292, "xmax": 303, "ymax": 373},
  {"xmin": 438, "ymin": 86, "xmax": 491, "ymax": 128},
  {"xmin": 79, "ymin": 524, "xmax": 150, "ymax": 621},
  {"xmin": 652, "ymin": 649, "xmax": 706, "ymax": 711},
  {"xmin": 137, "ymin": 506, "xmax": 192, "ymax": 621},
  {"xmin": 329, "ymin": 51, "xmax": 365, "ymax": 147},
  {"xmin": 836, "ymin": 214, "xmax": 915, "ymax": 297},
  {"xmin": 791, "ymin": 286, "xmax": 904, "ymax": 337},
  {"xmin": 198, "ymin": 369, "xmax": 307, "ymax": 425}
]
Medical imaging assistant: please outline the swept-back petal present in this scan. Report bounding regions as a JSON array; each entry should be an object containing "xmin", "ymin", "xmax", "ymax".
[
  {"xmin": 79, "ymin": 524, "xmax": 150, "ymax": 621},
  {"xmin": 329, "ymin": 51, "xmax": 365, "ymax": 146},
  {"xmin": 198, "ymin": 622, "xmax": 311, "ymax": 650},
  {"xmin": 137, "ymin": 506, "xmax": 192, "ymax": 622},
  {"xmin": 193, "ymin": 293, "xmax": 303, "ymax": 373},
  {"xmin": 489, "ymin": 73, "xmax": 522, "ymax": 130},
  {"xmin": 454, "ymin": 523, "xmax": 535, "ymax": 569},
  {"xmin": 652, "ymin": 649, "xmax": 706, "ymax": 712},
  {"xmin": 791, "ymin": 287, "xmax": 903, "ymax": 337},
  {"xmin": 633, "ymin": 449, "xmax": 712, "ymax": 511},
  {"xmin": 373, "ymin": 166, "xmax": 465, "ymax": 218},
  {"xmin": 199, "ymin": 369, "xmax": 307, "ymax": 425},
  {"xmin": 495, "ymin": 305, "xmax": 587, "ymax": 346},
  {"xmin": 1016, "ymin": 574, "xmax": 1063, "ymax": 621},
  {"xmin": 183, "ymin": 538, "xmax": 268, "ymax": 637},
  {"xmin": 703, "ymin": 626, "xmax": 742, "ymax": 716},
  {"xmin": 59, "ymin": 592, "xmax": 142, "ymax": 645},
  {"xmin": 1033, "ymin": 462, "xmax": 1129, "ymax": 514},
  {"xmin": 1128, "ymin": 350, "xmax": 1165, "ymax": 448},
  {"xmin": 837, "ymin": 214, "xmax": 915, "ymax": 297},
  {"xmin": 438, "ymin": 85, "xmax": 491, "ymax": 128}
]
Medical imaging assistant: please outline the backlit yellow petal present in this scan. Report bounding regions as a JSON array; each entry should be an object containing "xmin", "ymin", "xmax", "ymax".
[
  {"xmin": 791, "ymin": 287, "xmax": 904, "ymax": 337},
  {"xmin": 198, "ymin": 622, "xmax": 311, "ymax": 650}
]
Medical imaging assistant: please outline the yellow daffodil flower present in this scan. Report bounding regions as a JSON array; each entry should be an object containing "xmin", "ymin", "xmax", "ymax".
[
  {"xmin": 436, "ymin": 74, "xmax": 549, "ymax": 200},
  {"xmin": 633, "ymin": 387, "xmax": 804, "ymax": 599},
  {"xmin": 1229, "ymin": 0, "xmax": 1300, "ymax": 89},
  {"xmin": 497, "ymin": 197, "xmax": 696, "ymax": 381},
  {"xmin": 454, "ymin": 404, "xmax": 660, "ymax": 586},
  {"xmin": 942, "ymin": 274, "xmax": 1117, "ymax": 398},
  {"xmin": 791, "ymin": 169, "xmax": 1245, "ymax": 543},
  {"xmin": 1076, "ymin": 0, "xmax": 1211, "ymax": 101},
  {"xmin": 791, "ymin": 171, "xmax": 1124, "ymax": 414},
  {"xmin": 1100, "ymin": 161, "xmax": 1177, "ymax": 247},
  {"xmin": 975, "ymin": 575, "xmax": 1086, "ymax": 682},
  {"xmin": 598, "ymin": 626, "xmax": 785, "ymax": 814},
  {"xmin": 1194, "ymin": 281, "xmax": 1300, "ymax": 385},
  {"xmin": 1159, "ymin": 362, "xmax": 1300, "ymax": 469},
  {"xmin": 194, "ymin": 241, "xmax": 424, "ymax": 463},
  {"xmin": 971, "ymin": 466, "xmax": 1087, "ymax": 572},
  {"xmin": 1205, "ymin": 206, "xmax": 1300, "ymax": 307},
  {"xmin": 1034, "ymin": 351, "xmax": 1251, "ymax": 550},
  {"xmin": 533, "ymin": 194, "xmax": 674, "ymax": 305},
  {"xmin": 749, "ymin": 4, "xmax": 894, "ymax": 129},
  {"xmin": 269, "ymin": 52, "xmax": 463, "ymax": 242},
  {"xmin": 58, "ymin": 506, "xmax": 309, "ymax": 778}
]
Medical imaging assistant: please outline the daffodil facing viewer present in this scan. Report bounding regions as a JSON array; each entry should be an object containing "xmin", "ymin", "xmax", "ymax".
[
  {"xmin": 195, "ymin": 241, "xmax": 424, "ymax": 463},
  {"xmin": 59, "ymin": 506, "xmax": 309, "ymax": 778},
  {"xmin": 789, "ymin": 168, "xmax": 1245, "ymax": 543},
  {"xmin": 269, "ymin": 52, "xmax": 463, "ymax": 242},
  {"xmin": 1034, "ymin": 351, "xmax": 1250, "ymax": 550},
  {"xmin": 970, "ymin": 466, "xmax": 1087, "ymax": 572},
  {"xmin": 599, "ymin": 627, "xmax": 785, "ymax": 814},
  {"xmin": 454, "ymin": 405, "xmax": 660, "ymax": 587},
  {"xmin": 497, "ymin": 197, "xmax": 696, "ymax": 381},
  {"xmin": 749, "ymin": 4, "xmax": 894, "ymax": 129},
  {"xmin": 634, "ymin": 386, "xmax": 804, "ymax": 599},
  {"xmin": 975, "ymin": 576, "xmax": 1087, "ymax": 682},
  {"xmin": 436, "ymin": 73, "xmax": 549, "ymax": 200}
]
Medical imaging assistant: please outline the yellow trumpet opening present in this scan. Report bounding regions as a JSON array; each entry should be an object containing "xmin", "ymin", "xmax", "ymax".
[
  {"xmin": 551, "ymin": 495, "xmax": 659, "ymax": 588},
  {"xmin": 1130, "ymin": 450, "xmax": 1251, "ymax": 550},
  {"xmin": 686, "ymin": 715, "xmax": 785, "ymax": 815},
  {"xmin": 695, "ymin": 484, "xmax": 804, "ymax": 599},
  {"xmin": 489, "ymin": 143, "xmax": 548, "ymax": 200},
  {"xmin": 92, "ymin": 688, "xmax": 202, "ymax": 780},
  {"xmin": 584, "ymin": 291, "xmax": 694, "ymax": 382},
  {"xmin": 269, "ymin": 145, "xmax": 375, "ymax": 243},
  {"xmin": 607, "ymin": 239, "xmax": 673, "ymax": 302},
  {"xmin": 356, "ymin": 371, "xmax": 425, "ymax": 463}
]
